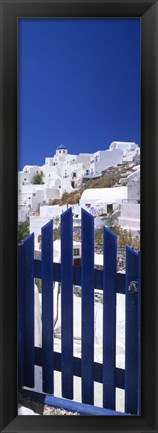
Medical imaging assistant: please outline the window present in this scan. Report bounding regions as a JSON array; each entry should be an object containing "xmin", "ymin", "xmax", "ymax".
[
  {"xmin": 107, "ymin": 204, "xmax": 113, "ymax": 213},
  {"xmin": 33, "ymin": 193, "xmax": 36, "ymax": 197},
  {"xmin": 36, "ymin": 171, "xmax": 38, "ymax": 173},
  {"xmin": 85, "ymin": 203, "xmax": 91, "ymax": 208},
  {"xmin": 73, "ymin": 172, "xmax": 76, "ymax": 178},
  {"xmin": 73, "ymin": 248, "xmax": 80, "ymax": 256}
]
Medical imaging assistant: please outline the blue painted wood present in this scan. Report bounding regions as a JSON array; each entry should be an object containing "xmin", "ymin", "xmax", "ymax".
[
  {"xmin": 35, "ymin": 347, "xmax": 125, "ymax": 390},
  {"xmin": 61, "ymin": 208, "xmax": 73, "ymax": 399},
  {"xmin": 103, "ymin": 227, "xmax": 117, "ymax": 410},
  {"xmin": 137, "ymin": 251, "xmax": 141, "ymax": 415},
  {"xmin": 18, "ymin": 244, "xmax": 24, "ymax": 390},
  {"xmin": 125, "ymin": 247, "xmax": 138, "ymax": 414},
  {"xmin": 23, "ymin": 234, "xmax": 34, "ymax": 388},
  {"xmin": 23, "ymin": 389, "xmax": 130, "ymax": 416},
  {"xmin": 81, "ymin": 209, "xmax": 94, "ymax": 404},
  {"xmin": 34, "ymin": 260, "xmax": 126, "ymax": 294},
  {"xmin": 41, "ymin": 221, "xmax": 53, "ymax": 394}
]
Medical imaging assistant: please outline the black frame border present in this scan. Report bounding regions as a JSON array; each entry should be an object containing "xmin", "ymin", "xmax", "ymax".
[{"xmin": 0, "ymin": 0, "xmax": 158, "ymax": 432}]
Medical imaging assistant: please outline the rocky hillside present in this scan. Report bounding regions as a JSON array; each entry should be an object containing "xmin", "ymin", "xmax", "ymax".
[{"xmin": 51, "ymin": 162, "xmax": 139, "ymax": 206}]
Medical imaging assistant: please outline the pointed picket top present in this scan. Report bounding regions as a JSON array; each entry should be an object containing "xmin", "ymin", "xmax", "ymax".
[
  {"xmin": 126, "ymin": 244, "xmax": 138, "ymax": 257},
  {"xmin": 103, "ymin": 225, "xmax": 117, "ymax": 239},
  {"xmin": 42, "ymin": 219, "xmax": 53, "ymax": 231},
  {"xmin": 61, "ymin": 206, "xmax": 72, "ymax": 217},
  {"xmin": 81, "ymin": 207, "xmax": 94, "ymax": 220},
  {"xmin": 22, "ymin": 232, "xmax": 34, "ymax": 245}
]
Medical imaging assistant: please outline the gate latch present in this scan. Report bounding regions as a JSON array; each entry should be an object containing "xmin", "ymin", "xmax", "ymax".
[{"xmin": 128, "ymin": 281, "xmax": 138, "ymax": 293}]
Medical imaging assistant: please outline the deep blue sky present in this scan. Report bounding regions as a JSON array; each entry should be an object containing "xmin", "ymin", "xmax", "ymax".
[{"xmin": 18, "ymin": 18, "xmax": 140, "ymax": 170}]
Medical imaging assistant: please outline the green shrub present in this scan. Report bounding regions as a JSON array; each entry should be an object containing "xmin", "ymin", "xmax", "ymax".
[
  {"xmin": 18, "ymin": 220, "xmax": 29, "ymax": 244},
  {"xmin": 32, "ymin": 173, "xmax": 43, "ymax": 184}
]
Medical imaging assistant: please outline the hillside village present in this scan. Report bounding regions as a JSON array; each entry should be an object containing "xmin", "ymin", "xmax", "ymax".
[
  {"xmin": 18, "ymin": 141, "xmax": 140, "ymax": 253},
  {"xmin": 18, "ymin": 140, "xmax": 140, "ymax": 414}
]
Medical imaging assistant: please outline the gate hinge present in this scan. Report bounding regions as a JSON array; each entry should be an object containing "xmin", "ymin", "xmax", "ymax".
[{"xmin": 128, "ymin": 281, "xmax": 138, "ymax": 293}]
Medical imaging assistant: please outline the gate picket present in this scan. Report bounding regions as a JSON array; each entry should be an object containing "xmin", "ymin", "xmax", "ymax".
[
  {"xmin": 137, "ymin": 251, "xmax": 141, "ymax": 415},
  {"xmin": 81, "ymin": 209, "xmax": 94, "ymax": 405},
  {"xmin": 61, "ymin": 208, "xmax": 73, "ymax": 399},
  {"xmin": 18, "ymin": 243, "xmax": 24, "ymax": 390},
  {"xmin": 23, "ymin": 233, "xmax": 34, "ymax": 388},
  {"xmin": 103, "ymin": 227, "xmax": 117, "ymax": 410},
  {"xmin": 125, "ymin": 247, "xmax": 138, "ymax": 414},
  {"xmin": 42, "ymin": 220, "xmax": 53, "ymax": 394}
]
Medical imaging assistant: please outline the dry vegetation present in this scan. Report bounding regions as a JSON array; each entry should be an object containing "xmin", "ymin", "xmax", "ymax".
[
  {"xmin": 95, "ymin": 224, "xmax": 140, "ymax": 250},
  {"xmin": 51, "ymin": 190, "xmax": 83, "ymax": 206},
  {"xmin": 50, "ymin": 163, "xmax": 134, "ymax": 206}
]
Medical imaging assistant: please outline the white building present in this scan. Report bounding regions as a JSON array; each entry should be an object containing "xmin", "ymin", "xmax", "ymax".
[
  {"xmin": 90, "ymin": 148, "xmax": 123, "ymax": 176},
  {"xmin": 18, "ymin": 165, "xmax": 44, "ymax": 186},
  {"xmin": 18, "ymin": 206, "xmax": 29, "ymax": 222},
  {"xmin": 80, "ymin": 186, "xmax": 127, "ymax": 215},
  {"xmin": 127, "ymin": 167, "xmax": 140, "ymax": 202},
  {"xmin": 40, "ymin": 204, "xmax": 68, "ymax": 219},
  {"xmin": 109, "ymin": 141, "xmax": 140, "ymax": 163},
  {"xmin": 118, "ymin": 168, "xmax": 140, "ymax": 233}
]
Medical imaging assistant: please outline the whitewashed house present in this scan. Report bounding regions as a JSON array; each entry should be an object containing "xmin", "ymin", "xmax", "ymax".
[
  {"xmin": 109, "ymin": 141, "xmax": 140, "ymax": 163},
  {"xmin": 40, "ymin": 204, "xmax": 68, "ymax": 219},
  {"xmin": 118, "ymin": 168, "xmax": 140, "ymax": 233},
  {"xmin": 18, "ymin": 185, "xmax": 44, "ymax": 211},
  {"xmin": 18, "ymin": 206, "xmax": 29, "ymax": 222},
  {"xmin": 18, "ymin": 165, "xmax": 44, "ymax": 185},
  {"xmin": 80, "ymin": 186, "xmax": 127, "ymax": 215},
  {"xmin": 90, "ymin": 148, "xmax": 123, "ymax": 176},
  {"xmin": 127, "ymin": 168, "xmax": 140, "ymax": 202}
]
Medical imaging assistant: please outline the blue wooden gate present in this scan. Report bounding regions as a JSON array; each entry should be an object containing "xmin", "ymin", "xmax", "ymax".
[{"xmin": 18, "ymin": 208, "xmax": 140, "ymax": 416}]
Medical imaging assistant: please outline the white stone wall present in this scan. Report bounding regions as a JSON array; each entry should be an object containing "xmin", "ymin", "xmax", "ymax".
[
  {"xmin": 109, "ymin": 141, "xmax": 137, "ymax": 153},
  {"xmin": 40, "ymin": 204, "xmax": 68, "ymax": 218},
  {"xmin": 118, "ymin": 203, "xmax": 140, "ymax": 232},
  {"xmin": 30, "ymin": 216, "xmax": 51, "ymax": 247},
  {"xmin": 127, "ymin": 169, "xmax": 140, "ymax": 202},
  {"xmin": 18, "ymin": 206, "xmax": 29, "ymax": 222},
  {"xmin": 18, "ymin": 187, "xmax": 44, "ymax": 211},
  {"xmin": 43, "ymin": 187, "xmax": 60, "ymax": 201}
]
